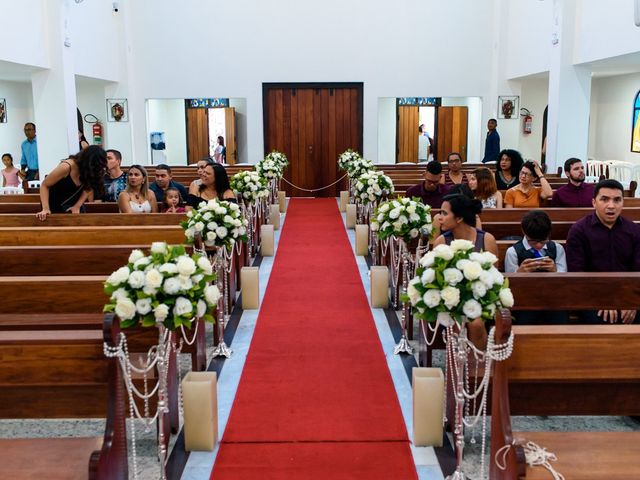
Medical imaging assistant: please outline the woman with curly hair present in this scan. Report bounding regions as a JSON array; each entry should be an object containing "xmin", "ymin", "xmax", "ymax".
[
  {"xmin": 494, "ymin": 149, "xmax": 524, "ymax": 191},
  {"xmin": 36, "ymin": 145, "xmax": 107, "ymax": 221}
]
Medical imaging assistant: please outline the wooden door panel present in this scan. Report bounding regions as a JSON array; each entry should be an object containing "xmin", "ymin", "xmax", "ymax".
[
  {"xmin": 397, "ymin": 106, "xmax": 419, "ymax": 163},
  {"xmin": 436, "ymin": 106, "xmax": 468, "ymax": 162},
  {"xmin": 186, "ymin": 107, "xmax": 209, "ymax": 164},
  {"xmin": 264, "ymin": 85, "xmax": 361, "ymax": 198},
  {"xmin": 223, "ymin": 107, "xmax": 236, "ymax": 165}
]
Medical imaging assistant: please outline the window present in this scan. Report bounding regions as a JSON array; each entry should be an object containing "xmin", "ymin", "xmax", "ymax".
[{"xmin": 632, "ymin": 90, "xmax": 640, "ymax": 153}]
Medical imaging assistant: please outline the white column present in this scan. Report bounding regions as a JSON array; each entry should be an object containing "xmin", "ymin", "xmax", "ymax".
[
  {"xmin": 30, "ymin": 0, "xmax": 79, "ymax": 176},
  {"xmin": 545, "ymin": 0, "xmax": 592, "ymax": 173}
]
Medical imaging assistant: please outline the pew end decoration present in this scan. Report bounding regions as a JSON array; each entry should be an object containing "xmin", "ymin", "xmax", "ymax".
[
  {"xmin": 353, "ymin": 170, "xmax": 395, "ymax": 258},
  {"xmin": 182, "ymin": 199, "xmax": 249, "ymax": 359},
  {"xmin": 371, "ymin": 197, "xmax": 433, "ymax": 353},
  {"xmin": 257, "ymin": 150, "xmax": 288, "ymax": 204},
  {"xmin": 230, "ymin": 170, "xmax": 269, "ymax": 258},
  {"xmin": 102, "ymin": 242, "xmax": 221, "ymax": 479},
  {"xmin": 337, "ymin": 149, "xmax": 361, "ymax": 172},
  {"xmin": 403, "ymin": 239, "xmax": 515, "ymax": 480}
]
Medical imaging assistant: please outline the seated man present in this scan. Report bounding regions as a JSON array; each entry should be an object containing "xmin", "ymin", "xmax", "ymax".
[
  {"xmin": 441, "ymin": 152, "xmax": 468, "ymax": 185},
  {"xmin": 405, "ymin": 160, "xmax": 451, "ymax": 209},
  {"xmin": 550, "ymin": 157, "xmax": 595, "ymax": 207},
  {"xmin": 567, "ymin": 179, "xmax": 640, "ymax": 323},
  {"xmin": 149, "ymin": 164, "xmax": 188, "ymax": 202},
  {"xmin": 102, "ymin": 149, "xmax": 127, "ymax": 202},
  {"xmin": 504, "ymin": 210, "xmax": 568, "ymax": 324}
]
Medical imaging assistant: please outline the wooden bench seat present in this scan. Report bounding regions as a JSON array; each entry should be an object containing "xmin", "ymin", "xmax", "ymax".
[
  {"xmin": 0, "ymin": 213, "xmax": 185, "ymax": 227},
  {"xmin": 0, "ymin": 437, "xmax": 103, "ymax": 480},
  {"xmin": 490, "ymin": 311, "xmax": 640, "ymax": 479},
  {"xmin": 0, "ymin": 225, "xmax": 185, "ymax": 245}
]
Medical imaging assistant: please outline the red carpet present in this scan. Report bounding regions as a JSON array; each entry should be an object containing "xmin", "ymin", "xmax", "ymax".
[{"xmin": 212, "ymin": 198, "xmax": 416, "ymax": 479}]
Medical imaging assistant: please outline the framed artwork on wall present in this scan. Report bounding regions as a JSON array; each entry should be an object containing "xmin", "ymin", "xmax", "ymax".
[
  {"xmin": 498, "ymin": 96, "xmax": 519, "ymax": 119},
  {"xmin": 106, "ymin": 99, "xmax": 128, "ymax": 122},
  {"xmin": 0, "ymin": 98, "xmax": 6, "ymax": 123}
]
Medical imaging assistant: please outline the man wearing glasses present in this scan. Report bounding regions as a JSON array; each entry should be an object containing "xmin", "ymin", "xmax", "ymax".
[
  {"xmin": 441, "ymin": 152, "xmax": 468, "ymax": 185},
  {"xmin": 405, "ymin": 160, "xmax": 452, "ymax": 209}
]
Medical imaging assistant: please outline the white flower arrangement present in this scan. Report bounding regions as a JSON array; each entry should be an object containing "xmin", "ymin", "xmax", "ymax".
[
  {"xmin": 104, "ymin": 243, "xmax": 219, "ymax": 330},
  {"xmin": 346, "ymin": 157, "xmax": 375, "ymax": 179},
  {"xmin": 181, "ymin": 198, "xmax": 249, "ymax": 250},
  {"xmin": 337, "ymin": 149, "xmax": 362, "ymax": 171},
  {"xmin": 264, "ymin": 150, "xmax": 289, "ymax": 169},
  {"xmin": 370, "ymin": 197, "xmax": 433, "ymax": 242},
  {"xmin": 353, "ymin": 170, "xmax": 394, "ymax": 204},
  {"xmin": 256, "ymin": 158, "xmax": 284, "ymax": 180},
  {"xmin": 230, "ymin": 170, "xmax": 269, "ymax": 203},
  {"xmin": 403, "ymin": 240, "xmax": 514, "ymax": 326}
]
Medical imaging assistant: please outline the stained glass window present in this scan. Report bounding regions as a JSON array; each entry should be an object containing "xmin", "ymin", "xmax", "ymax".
[
  {"xmin": 397, "ymin": 97, "xmax": 439, "ymax": 107},
  {"xmin": 188, "ymin": 98, "xmax": 230, "ymax": 108},
  {"xmin": 632, "ymin": 91, "xmax": 640, "ymax": 153}
]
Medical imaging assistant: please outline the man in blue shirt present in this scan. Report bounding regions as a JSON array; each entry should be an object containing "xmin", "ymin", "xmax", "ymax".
[
  {"xmin": 481, "ymin": 118, "xmax": 500, "ymax": 164},
  {"xmin": 20, "ymin": 122, "xmax": 39, "ymax": 180},
  {"xmin": 149, "ymin": 164, "xmax": 188, "ymax": 202}
]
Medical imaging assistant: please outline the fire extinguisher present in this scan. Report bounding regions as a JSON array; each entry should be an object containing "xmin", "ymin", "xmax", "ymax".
[
  {"xmin": 521, "ymin": 108, "xmax": 533, "ymax": 135},
  {"xmin": 92, "ymin": 121, "xmax": 103, "ymax": 146}
]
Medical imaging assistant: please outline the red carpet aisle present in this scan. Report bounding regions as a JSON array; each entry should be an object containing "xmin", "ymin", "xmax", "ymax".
[{"xmin": 211, "ymin": 198, "xmax": 417, "ymax": 479}]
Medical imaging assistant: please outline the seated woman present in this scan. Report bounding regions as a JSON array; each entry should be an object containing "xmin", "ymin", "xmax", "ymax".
[
  {"xmin": 186, "ymin": 160, "xmax": 236, "ymax": 210},
  {"xmin": 440, "ymin": 152, "xmax": 468, "ymax": 185},
  {"xmin": 469, "ymin": 167, "xmax": 503, "ymax": 208},
  {"xmin": 433, "ymin": 193, "xmax": 498, "ymax": 349},
  {"xmin": 503, "ymin": 160, "xmax": 552, "ymax": 208},
  {"xmin": 118, "ymin": 164, "xmax": 158, "ymax": 213},
  {"xmin": 36, "ymin": 145, "xmax": 107, "ymax": 221},
  {"xmin": 188, "ymin": 158, "xmax": 210, "ymax": 191},
  {"xmin": 494, "ymin": 149, "xmax": 523, "ymax": 191}
]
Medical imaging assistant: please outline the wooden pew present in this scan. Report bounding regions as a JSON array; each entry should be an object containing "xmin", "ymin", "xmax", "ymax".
[
  {"xmin": 0, "ymin": 213, "xmax": 185, "ymax": 227},
  {"xmin": 0, "ymin": 225, "xmax": 185, "ymax": 245},
  {"xmin": 490, "ymin": 310, "xmax": 640, "ymax": 479}
]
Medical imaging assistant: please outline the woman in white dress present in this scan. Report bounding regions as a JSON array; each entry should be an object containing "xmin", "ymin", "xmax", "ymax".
[{"xmin": 118, "ymin": 164, "xmax": 158, "ymax": 213}]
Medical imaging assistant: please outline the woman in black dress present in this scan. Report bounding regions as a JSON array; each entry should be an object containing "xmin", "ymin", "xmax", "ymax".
[
  {"xmin": 494, "ymin": 149, "xmax": 524, "ymax": 191},
  {"xmin": 186, "ymin": 160, "xmax": 236, "ymax": 210},
  {"xmin": 36, "ymin": 146, "xmax": 107, "ymax": 221}
]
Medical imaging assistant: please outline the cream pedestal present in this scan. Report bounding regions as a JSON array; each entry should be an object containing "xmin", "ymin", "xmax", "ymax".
[
  {"xmin": 269, "ymin": 204, "xmax": 280, "ymax": 230},
  {"xmin": 370, "ymin": 266, "xmax": 389, "ymax": 308},
  {"xmin": 355, "ymin": 224, "xmax": 369, "ymax": 256},
  {"xmin": 241, "ymin": 267, "xmax": 260, "ymax": 309},
  {"xmin": 277, "ymin": 191, "xmax": 286, "ymax": 213},
  {"xmin": 346, "ymin": 204, "xmax": 357, "ymax": 229},
  {"xmin": 182, "ymin": 371, "xmax": 218, "ymax": 451},
  {"xmin": 412, "ymin": 367, "xmax": 444, "ymax": 447},
  {"xmin": 339, "ymin": 191, "xmax": 349, "ymax": 212},
  {"xmin": 260, "ymin": 224, "xmax": 274, "ymax": 256}
]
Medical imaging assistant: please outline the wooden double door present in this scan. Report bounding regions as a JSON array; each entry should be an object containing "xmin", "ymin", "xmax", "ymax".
[
  {"xmin": 264, "ymin": 84, "xmax": 363, "ymax": 197},
  {"xmin": 186, "ymin": 106, "xmax": 237, "ymax": 164},
  {"xmin": 397, "ymin": 105, "xmax": 468, "ymax": 163}
]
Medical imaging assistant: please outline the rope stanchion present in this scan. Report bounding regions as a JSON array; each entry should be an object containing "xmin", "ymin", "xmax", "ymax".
[{"xmin": 280, "ymin": 173, "xmax": 348, "ymax": 193}]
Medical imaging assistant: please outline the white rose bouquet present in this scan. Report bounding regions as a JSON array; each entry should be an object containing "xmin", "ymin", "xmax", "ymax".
[
  {"xmin": 264, "ymin": 150, "xmax": 289, "ymax": 169},
  {"xmin": 353, "ymin": 170, "xmax": 394, "ymax": 204},
  {"xmin": 403, "ymin": 239, "xmax": 514, "ymax": 326},
  {"xmin": 370, "ymin": 197, "xmax": 433, "ymax": 242},
  {"xmin": 181, "ymin": 199, "xmax": 249, "ymax": 250},
  {"xmin": 103, "ymin": 243, "xmax": 220, "ymax": 330},
  {"xmin": 337, "ymin": 149, "xmax": 362, "ymax": 171},
  {"xmin": 346, "ymin": 157, "xmax": 375, "ymax": 179},
  {"xmin": 230, "ymin": 170, "xmax": 269, "ymax": 203},
  {"xmin": 256, "ymin": 158, "xmax": 283, "ymax": 180}
]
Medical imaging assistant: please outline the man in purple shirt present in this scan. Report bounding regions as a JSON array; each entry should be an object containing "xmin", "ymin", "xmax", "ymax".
[
  {"xmin": 405, "ymin": 160, "xmax": 451, "ymax": 208},
  {"xmin": 566, "ymin": 179, "xmax": 640, "ymax": 323},
  {"xmin": 550, "ymin": 158, "xmax": 595, "ymax": 207}
]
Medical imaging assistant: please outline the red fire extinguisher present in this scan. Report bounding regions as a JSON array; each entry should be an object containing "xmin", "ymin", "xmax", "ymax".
[
  {"xmin": 522, "ymin": 109, "xmax": 533, "ymax": 135},
  {"xmin": 92, "ymin": 121, "xmax": 103, "ymax": 146}
]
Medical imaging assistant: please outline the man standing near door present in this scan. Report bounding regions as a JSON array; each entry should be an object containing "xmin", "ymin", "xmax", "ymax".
[
  {"xmin": 20, "ymin": 122, "xmax": 39, "ymax": 181},
  {"xmin": 482, "ymin": 118, "xmax": 500, "ymax": 164}
]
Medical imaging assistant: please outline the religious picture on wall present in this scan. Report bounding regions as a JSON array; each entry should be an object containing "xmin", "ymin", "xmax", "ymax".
[
  {"xmin": 498, "ymin": 96, "xmax": 519, "ymax": 120},
  {"xmin": 632, "ymin": 91, "xmax": 640, "ymax": 153},
  {"xmin": 106, "ymin": 99, "xmax": 128, "ymax": 122},
  {"xmin": 0, "ymin": 98, "xmax": 6, "ymax": 123}
]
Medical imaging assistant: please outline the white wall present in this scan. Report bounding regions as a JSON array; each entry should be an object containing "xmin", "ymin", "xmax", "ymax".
[
  {"xmin": 377, "ymin": 98, "xmax": 397, "ymax": 164},
  {"xmin": 517, "ymin": 77, "xmax": 548, "ymax": 162},
  {"xmin": 146, "ymin": 99, "xmax": 187, "ymax": 166},
  {"xmin": 76, "ymin": 77, "xmax": 109, "ymax": 149},
  {"xmin": 0, "ymin": 81, "xmax": 34, "ymax": 162},
  {"xmin": 589, "ymin": 73, "xmax": 640, "ymax": 164},
  {"xmin": 125, "ymin": 0, "xmax": 496, "ymax": 165},
  {"xmin": 0, "ymin": 0, "xmax": 48, "ymax": 68}
]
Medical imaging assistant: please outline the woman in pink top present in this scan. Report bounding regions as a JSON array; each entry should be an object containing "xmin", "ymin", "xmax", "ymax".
[{"xmin": 1, "ymin": 153, "xmax": 21, "ymax": 187}]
